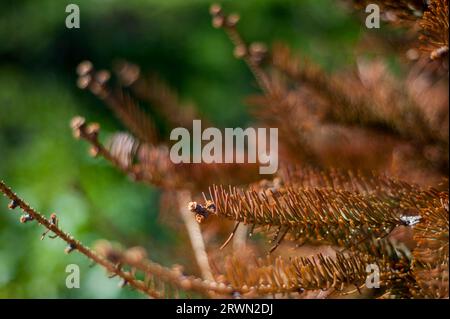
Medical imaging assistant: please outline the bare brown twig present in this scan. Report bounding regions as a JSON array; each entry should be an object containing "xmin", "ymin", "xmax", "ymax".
[{"xmin": 0, "ymin": 180, "xmax": 163, "ymax": 298}]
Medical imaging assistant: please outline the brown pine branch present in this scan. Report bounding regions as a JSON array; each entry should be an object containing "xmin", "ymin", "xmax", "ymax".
[
  {"xmin": 0, "ymin": 180, "xmax": 163, "ymax": 298},
  {"xmin": 246, "ymin": 80, "xmax": 323, "ymax": 166},
  {"xmin": 419, "ymin": 0, "xmax": 449, "ymax": 62},
  {"xmin": 209, "ymin": 4, "xmax": 271, "ymax": 93},
  {"xmin": 277, "ymin": 166, "xmax": 448, "ymax": 205},
  {"xmin": 411, "ymin": 195, "xmax": 449, "ymax": 298},
  {"xmin": 2, "ymin": 178, "xmax": 418, "ymax": 298},
  {"xmin": 71, "ymin": 116, "xmax": 142, "ymax": 180},
  {"xmin": 93, "ymin": 241, "xmax": 233, "ymax": 298},
  {"xmin": 71, "ymin": 115, "xmax": 185, "ymax": 188},
  {"xmin": 71, "ymin": 116, "xmax": 260, "ymax": 191},
  {"xmin": 76, "ymin": 61, "xmax": 159, "ymax": 145},
  {"xmin": 351, "ymin": 0, "xmax": 448, "ymax": 68},
  {"xmin": 110, "ymin": 239, "xmax": 412, "ymax": 298},
  {"xmin": 220, "ymin": 247, "xmax": 412, "ymax": 298},
  {"xmin": 271, "ymin": 44, "xmax": 443, "ymax": 147},
  {"xmin": 114, "ymin": 60, "xmax": 202, "ymax": 129},
  {"xmin": 190, "ymin": 182, "xmax": 446, "ymax": 250}
]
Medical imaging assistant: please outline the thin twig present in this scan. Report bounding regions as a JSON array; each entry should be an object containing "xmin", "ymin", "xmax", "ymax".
[
  {"xmin": 220, "ymin": 222, "xmax": 240, "ymax": 250},
  {"xmin": 177, "ymin": 191, "xmax": 214, "ymax": 281},
  {"xmin": 71, "ymin": 116, "xmax": 142, "ymax": 180}
]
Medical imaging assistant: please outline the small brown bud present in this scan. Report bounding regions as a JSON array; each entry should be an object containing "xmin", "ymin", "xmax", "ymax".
[
  {"xmin": 20, "ymin": 214, "xmax": 34, "ymax": 223},
  {"xmin": 406, "ymin": 48, "xmax": 419, "ymax": 61},
  {"xmin": 94, "ymin": 240, "xmax": 113, "ymax": 257},
  {"xmin": 209, "ymin": 4, "xmax": 222, "ymax": 16},
  {"xmin": 89, "ymin": 146, "xmax": 100, "ymax": 157},
  {"xmin": 180, "ymin": 278, "xmax": 192, "ymax": 290},
  {"xmin": 249, "ymin": 42, "xmax": 267, "ymax": 55},
  {"xmin": 249, "ymin": 42, "xmax": 268, "ymax": 64},
  {"xmin": 226, "ymin": 13, "xmax": 240, "ymax": 27},
  {"xmin": 171, "ymin": 264, "xmax": 184, "ymax": 275},
  {"xmin": 188, "ymin": 200, "xmax": 216, "ymax": 223},
  {"xmin": 430, "ymin": 46, "xmax": 449, "ymax": 60},
  {"xmin": 95, "ymin": 70, "xmax": 111, "ymax": 85},
  {"xmin": 8, "ymin": 200, "xmax": 18, "ymax": 210},
  {"xmin": 233, "ymin": 45, "xmax": 247, "ymax": 59},
  {"xmin": 86, "ymin": 122, "xmax": 100, "ymax": 136},
  {"xmin": 71, "ymin": 116, "xmax": 86, "ymax": 139},
  {"xmin": 115, "ymin": 61, "xmax": 140, "ymax": 86},
  {"xmin": 94, "ymin": 240, "xmax": 122, "ymax": 263},
  {"xmin": 76, "ymin": 60, "xmax": 93, "ymax": 76},
  {"xmin": 212, "ymin": 16, "xmax": 225, "ymax": 28},
  {"xmin": 65, "ymin": 243, "xmax": 77, "ymax": 254},
  {"xmin": 195, "ymin": 213, "xmax": 205, "ymax": 224},
  {"xmin": 49, "ymin": 213, "xmax": 58, "ymax": 225},
  {"xmin": 77, "ymin": 75, "xmax": 92, "ymax": 89},
  {"xmin": 71, "ymin": 116, "xmax": 86, "ymax": 131},
  {"xmin": 205, "ymin": 200, "xmax": 216, "ymax": 213},
  {"xmin": 124, "ymin": 246, "xmax": 147, "ymax": 264},
  {"xmin": 89, "ymin": 82, "xmax": 104, "ymax": 96},
  {"xmin": 188, "ymin": 201, "xmax": 198, "ymax": 212}
]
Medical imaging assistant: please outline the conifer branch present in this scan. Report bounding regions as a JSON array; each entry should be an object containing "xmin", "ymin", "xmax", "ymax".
[
  {"xmin": 220, "ymin": 247, "xmax": 412, "ymax": 297},
  {"xmin": 71, "ymin": 116, "xmax": 142, "ymax": 180},
  {"xmin": 3, "ymin": 2, "xmax": 447, "ymax": 299},
  {"xmin": 93, "ymin": 241, "xmax": 233, "ymax": 298},
  {"xmin": 0, "ymin": 180, "xmax": 163, "ymax": 298},
  {"xmin": 277, "ymin": 166, "xmax": 447, "ymax": 207},
  {"xmin": 209, "ymin": 4, "xmax": 271, "ymax": 92},
  {"xmin": 71, "ymin": 116, "xmax": 260, "ymax": 190},
  {"xmin": 114, "ymin": 61, "xmax": 202, "ymax": 129},
  {"xmin": 76, "ymin": 61, "xmax": 159, "ymax": 145},
  {"xmin": 270, "ymin": 44, "xmax": 443, "ymax": 147},
  {"xmin": 352, "ymin": 0, "xmax": 449, "ymax": 67},
  {"xmin": 190, "ymin": 182, "xmax": 446, "ymax": 251},
  {"xmin": 419, "ymin": 0, "xmax": 449, "ymax": 62},
  {"xmin": 411, "ymin": 196, "xmax": 449, "ymax": 298}
]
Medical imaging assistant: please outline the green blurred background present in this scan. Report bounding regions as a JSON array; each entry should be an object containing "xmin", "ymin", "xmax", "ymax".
[{"xmin": 0, "ymin": 0, "xmax": 362, "ymax": 298}]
